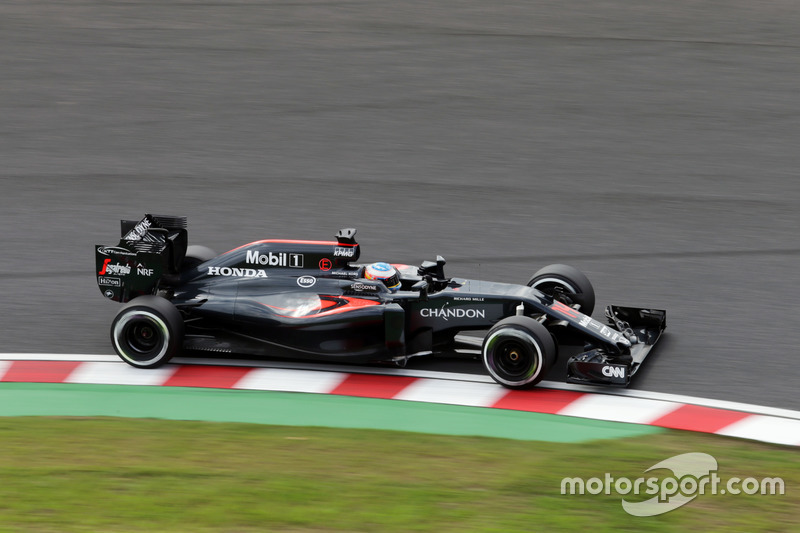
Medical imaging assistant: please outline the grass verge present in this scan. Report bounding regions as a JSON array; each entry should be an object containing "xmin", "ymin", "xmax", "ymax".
[{"xmin": 0, "ymin": 417, "xmax": 796, "ymax": 532}]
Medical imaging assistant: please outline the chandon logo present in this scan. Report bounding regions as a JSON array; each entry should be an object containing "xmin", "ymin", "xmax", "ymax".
[
  {"xmin": 420, "ymin": 304, "xmax": 486, "ymax": 321},
  {"xmin": 207, "ymin": 266, "xmax": 268, "ymax": 278}
]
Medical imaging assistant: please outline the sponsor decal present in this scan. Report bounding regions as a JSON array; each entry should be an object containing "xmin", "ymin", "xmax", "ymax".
[
  {"xmin": 98, "ymin": 277, "xmax": 121, "ymax": 287},
  {"xmin": 602, "ymin": 365, "xmax": 626, "ymax": 379},
  {"xmin": 319, "ymin": 258, "xmax": 332, "ymax": 271},
  {"xmin": 104, "ymin": 289, "xmax": 115, "ymax": 299},
  {"xmin": 97, "ymin": 246, "xmax": 136, "ymax": 257},
  {"xmin": 137, "ymin": 267, "xmax": 154, "ymax": 277},
  {"xmin": 600, "ymin": 325, "xmax": 628, "ymax": 345},
  {"xmin": 586, "ymin": 319, "xmax": 628, "ymax": 346},
  {"xmin": 331, "ymin": 270, "xmax": 358, "ymax": 278},
  {"xmin": 420, "ymin": 303, "xmax": 486, "ymax": 321},
  {"xmin": 333, "ymin": 247, "xmax": 355, "ymax": 258},
  {"xmin": 552, "ymin": 300, "xmax": 580, "ymax": 318},
  {"xmin": 99, "ymin": 258, "xmax": 131, "ymax": 276},
  {"xmin": 297, "ymin": 275, "xmax": 316, "ymax": 288},
  {"xmin": 352, "ymin": 282, "xmax": 379, "ymax": 292},
  {"xmin": 453, "ymin": 297, "xmax": 484, "ymax": 302},
  {"xmin": 207, "ymin": 266, "xmax": 268, "ymax": 278},
  {"xmin": 123, "ymin": 218, "xmax": 152, "ymax": 242},
  {"xmin": 578, "ymin": 315, "xmax": 593, "ymax": 327},
  {"xmin": 246, "ymin": 250, "xmax": 303, "ymax": 268}
]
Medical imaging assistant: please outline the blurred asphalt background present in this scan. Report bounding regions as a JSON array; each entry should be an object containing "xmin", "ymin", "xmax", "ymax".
[{"xmin": 1, "ymin": 1, "xmax": 799, "ymax": 408}]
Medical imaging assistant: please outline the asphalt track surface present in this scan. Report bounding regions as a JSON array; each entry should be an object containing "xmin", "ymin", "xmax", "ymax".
[{"xmin": 2, "ymin": 1, "xmax": 799, "ymax": 409}]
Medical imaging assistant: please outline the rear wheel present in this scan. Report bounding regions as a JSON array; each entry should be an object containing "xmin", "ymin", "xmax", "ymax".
[
  {"xmin": 111, "ymin": 295, "xmax": 184, "ymax": 368},
  {"xmin": 482, "ymin": 316, "xmax": 556, "ymax": 389},
  {"xmin": 528, "ymin": 264, "xmax": 596, "ymax": 315}
]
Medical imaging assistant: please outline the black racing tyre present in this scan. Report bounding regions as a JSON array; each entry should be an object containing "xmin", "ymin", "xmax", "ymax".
[
  {"xmin": 111, "ymin": 295, "xmax": 184, "ymax": 368},
  {"xmin": 482, "ymin": 316, "xmax": 556, "ymax": 389},
  {"xmin": 527, "ymin": 264, "xmax": 596, "ymax": 315},
  {"xmin": 181, "ymin": 245, "xmax": 218, "ymax": 270}
]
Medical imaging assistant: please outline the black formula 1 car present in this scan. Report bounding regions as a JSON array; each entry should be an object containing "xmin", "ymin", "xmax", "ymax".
[{"xmin": 95, "ymin": 214, "xmax": 666, "ymax": 389}]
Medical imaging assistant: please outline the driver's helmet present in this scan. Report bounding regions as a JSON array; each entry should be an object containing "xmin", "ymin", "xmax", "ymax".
[{"xmin": 364, "ymin": 262, "xmax": 401, "ymax": 292}]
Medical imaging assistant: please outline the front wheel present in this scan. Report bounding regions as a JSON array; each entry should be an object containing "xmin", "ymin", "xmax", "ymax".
[
  {"xmin": 111, "ymin": 295, "xmax": 184, "ymax": 368},
  {"xmin": 482, "ymin": 316, "xmax": 556, "ymax": 389},
  {"xmin": 528, "ymin": 264, "xmax": 596, "ymax": 315}
]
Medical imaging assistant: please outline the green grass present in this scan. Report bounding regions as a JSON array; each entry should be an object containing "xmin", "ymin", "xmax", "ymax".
[{"xmin": 0, "ymin": 418, "xmax": 797, "ymax": 532}]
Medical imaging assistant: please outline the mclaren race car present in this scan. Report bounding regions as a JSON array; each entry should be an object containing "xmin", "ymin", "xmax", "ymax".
[{"xmin": 95, "ymin": 214, "xmax": 666, "ymax": 389}]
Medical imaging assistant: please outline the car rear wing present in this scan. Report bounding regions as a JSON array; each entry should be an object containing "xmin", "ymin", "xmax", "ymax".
[{"xmin": 95, "ymin": 214, "xmax": 189, "ymax": 303}]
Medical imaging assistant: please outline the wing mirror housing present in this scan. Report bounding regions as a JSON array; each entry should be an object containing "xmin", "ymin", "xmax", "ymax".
[
  {"xmin": 418, "ymin": 255, "xmax": 446, "ymax": 280},
  {"xmin": 411, "ymin": 280, "xmax": 429, "ymax": 300}
]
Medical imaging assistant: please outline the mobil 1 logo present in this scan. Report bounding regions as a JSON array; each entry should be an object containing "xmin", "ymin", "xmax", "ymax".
[{"xmin": 246, "ymin": 250, "xmax": 304, "ymax": 268}]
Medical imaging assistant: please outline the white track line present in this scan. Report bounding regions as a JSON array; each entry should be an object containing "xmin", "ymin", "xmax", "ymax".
[
  {"xmin": 234, "ymin": 368, "xmax": 349, "ymax": 393},
  {"xmin": 0, "ymin": 360, "xmax": 12, "ymax": 380},
  {"xmin": 0, "ymin": 353, "xmax": 119, "ymax": 362},
  {"xmin": 3, "ymin": 353, "xmax": 800, "ymax": 422},
  {"xmin": 715, "ymin": 416, "xmax": 800, "ymax": 446},
  {"xmin": 394, "ymin": 378, "xmax": 509, "ymax": 407},
  {"xmin": 537, "ymin": 380, "xmax": 800, "ymax": 421},
  {"xmin": 557, "ymin": 394, "xmax": 681, "ymax": 424},
  {"xmin": 66, "ymin": 362, "xmax": 178, "ymax": 386}
]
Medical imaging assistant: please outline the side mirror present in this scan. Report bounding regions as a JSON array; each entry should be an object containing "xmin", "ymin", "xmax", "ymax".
[
  {"xmin": 417, "ymin": 255, "xmax": 446, "ymax": 280},
  {"xmin": 411, "ymin": 280, "xmax": 429, "ymax": 300}
]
